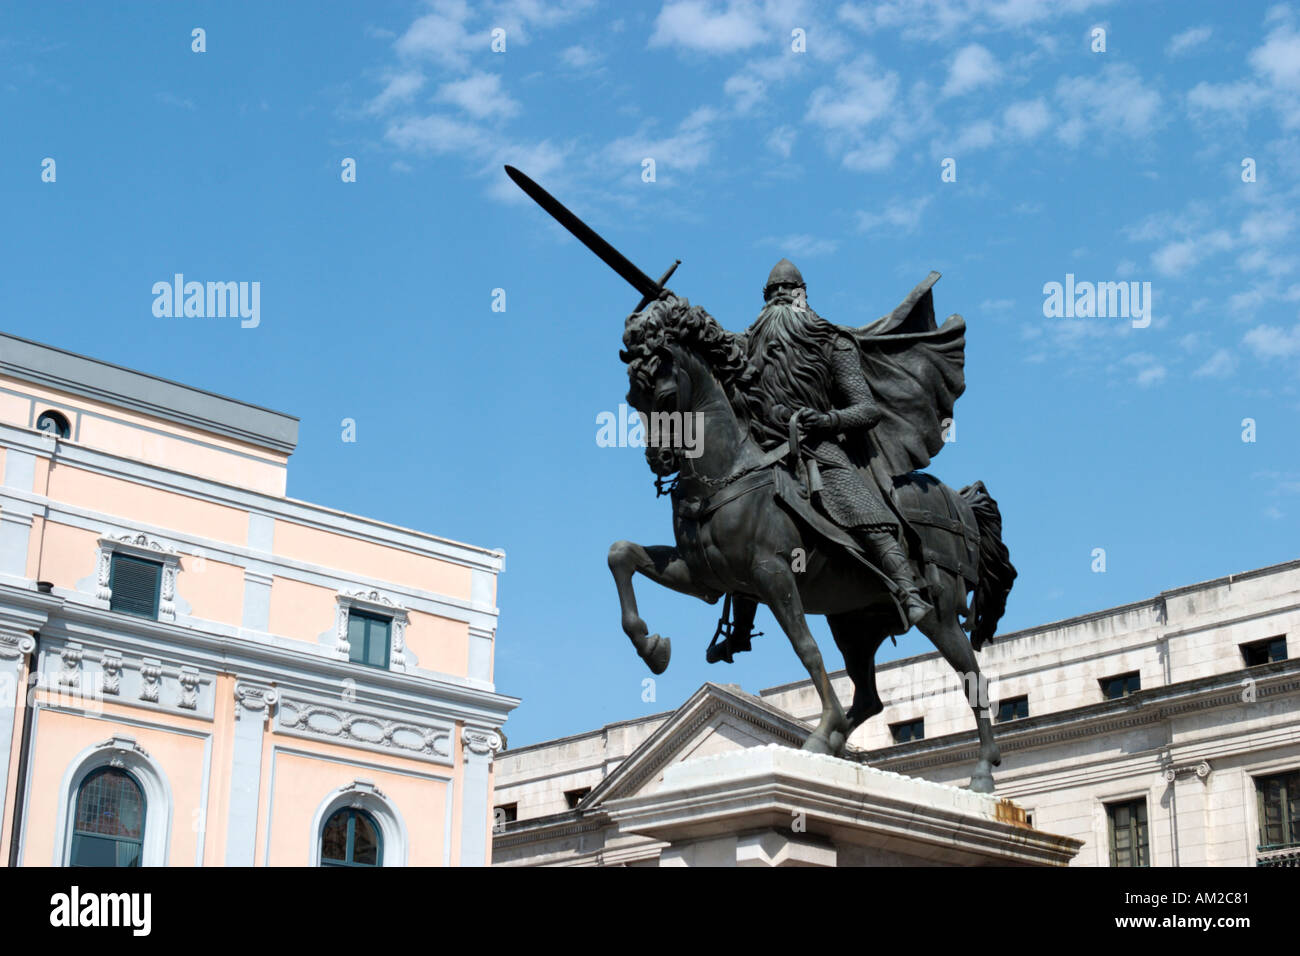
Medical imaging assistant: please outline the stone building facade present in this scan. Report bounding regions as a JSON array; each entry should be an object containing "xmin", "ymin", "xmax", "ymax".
[
  {"xmin": 0, "ymin": 333, "xmax": 515, "ymax": 866},
  {"xmin": 493, "ymin": 559, "xmax": 1299, "ymax": 867}
]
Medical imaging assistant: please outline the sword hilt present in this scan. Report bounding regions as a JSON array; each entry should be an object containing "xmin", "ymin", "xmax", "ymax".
[{"xmin": 633, "ymin": 260, "xmax": 681, "ymax": 313}]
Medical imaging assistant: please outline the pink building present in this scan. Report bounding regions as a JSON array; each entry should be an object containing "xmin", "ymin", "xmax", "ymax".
[{"xmin": 0, "ymin": 333, "xmax": 516, "ymax": 866}]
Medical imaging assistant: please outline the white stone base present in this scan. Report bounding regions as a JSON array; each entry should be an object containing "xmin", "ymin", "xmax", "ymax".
[{"xmin": 604, "ymin": 744, "xmax": 1082, "ymax": 867}]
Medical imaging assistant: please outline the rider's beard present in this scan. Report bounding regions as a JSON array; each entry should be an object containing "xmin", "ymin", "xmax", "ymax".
[{"xmin": 746, "ymin": 298, "xmax": 836, "ymax": 444}]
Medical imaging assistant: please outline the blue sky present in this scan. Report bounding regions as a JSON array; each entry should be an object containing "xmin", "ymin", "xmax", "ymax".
[{"xmin": 3, "ymin": 0, "xmax": 1298, "ymax": 747}]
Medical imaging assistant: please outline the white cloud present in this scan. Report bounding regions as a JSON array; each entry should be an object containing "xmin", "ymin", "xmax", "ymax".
[
  {"xmin": 1194, "ymin": 348, "xmax": 1237, "ymax": 378},
  {"xmin": 1136, "ymin": 364, "xmax": 1167, "ymax": 387},
  {"xmin": 385, "ymin": 113, "xmax": 492, "ymax": 156},
  {"xmin": 649, "ymin": 0, "xmax": 767, "ymax": 54},
  {"xmin": 759, "ymin": 234, "xmax": 839, "ymax": 257},
  {"xmin": 724, "ymin": 72, "xmax": 766, "ymax": 113},
  {"xmin": 1186, "ymin": 79, "xmax": 1271, "ymax": 117},
  {"xmin": 435, "ymin": 72, "xmax": 520, "ymax": 119},
  {"xmin": 951, "ymin": 119, "xmax": 997, "ymax": 152},
  {"xmin": 855, "ymin": 195, "xmax": 933, "ymax": 234},
  {"xmin": 1003, "ymin": 98, "xmax": 1051, "ymax": 139},
  {"xmin": 766, "ymin": 124, "xmax": 796, "ymax": 157},
  {"xmin": 560, "ymin": 44, "xmax": 601, "ymax": 68},
  {"xmin": 1244, "ymin": 322, "xmax": 1300, "ymax": 360},
  {"xmin": 394, "ymin": 0, "xmax": 479, "ymax": 69},
  {"xmin": 1240, "ymin": 208, "xmax": 1295, "ymax": 246},
  {"xmin": 1055, "ymin": 64, "xmax": 1163, "ymax": 144},
  {"xmin": 604, "ymin": 108, "xmax": 719, "ymax": 174},
  {"xmin": 1249, "ymin": 22, "xmax": 1300, "ymax": 90},
  {"xmin": 1187, "ymin": 17, "xmax": 1300, "ymax": 129},
  {"xmin": 1166, "ymin": 25, "xmax": 1212, "ymax": 57},
  {"xmin": 367, "ymin": 71, "xmax": 425, "ymax": 115},
  {"xmin": 807, "ymin": 58, "xmax": 898, "ymax": 132},
  {"xmin": 843, "ymin": 140, "xmax": 898, "ymax": 171},
  {"xmin": 1151, "ymin": 230, "xmax": 1233, "ymax": 276},
  {"xmin": 942, "ymin": 43, "xmax": 1002, "ymax": 97},
  {"xmin": 837, "ymin": 0, "xmax": 1118, "ymax": 42}
]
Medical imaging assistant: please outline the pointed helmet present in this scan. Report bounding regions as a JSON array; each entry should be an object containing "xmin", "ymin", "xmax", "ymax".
[{"xmin": 763, "ymin": 258, "xmax": 805, "ymax": 300}]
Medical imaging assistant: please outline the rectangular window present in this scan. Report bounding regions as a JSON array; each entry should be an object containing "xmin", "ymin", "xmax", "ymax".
[
  {"xmin": 1256, "ymin": 770, "xmax": 1300, "ymax": 850},
  {"xmin": 108, "ymin": 554, "xmax": 162, "ymax": 619},
  {"xmin": 996, "ymin": 696, "xmax": 1029, "ymax": 723},
  {"xmin": 564, "ymin": 787, "xmax": 591, "ymax": 809},
  {"xmin": 1107, "ymin": 798, "xmax": 1149, "ymax": 867},
  {"xmin": 1101, "ymin": 671, "xmax": 1141, "ymax": 700},
  {"xmin": 1242, "ymin": 636, "xmax": 1288, "ymax": 667},
  {"xmin": 347, "ymin": 610, "xmax": 391, "ymax": 669},
  {"xmin": 494, "ymin": 803, "xmax": 518, "ymax": 824},
  {"xmin": 889, "ymin": 718, "xmax": 925, "ymax": 743}
]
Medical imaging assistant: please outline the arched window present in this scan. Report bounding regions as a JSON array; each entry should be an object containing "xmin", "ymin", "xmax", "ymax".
[
  {"xmin": 69, "ymin": 767, "xmax": 145, "ymax": 867},
  {"xmin": 320, "ymin": 807, "xmax": 383, "ymax": 867}
]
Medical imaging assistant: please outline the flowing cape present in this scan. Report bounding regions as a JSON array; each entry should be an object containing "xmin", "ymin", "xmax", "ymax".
[{"xmin": 841, "ymin": 271, "xmax": 966, "ymax": 478}]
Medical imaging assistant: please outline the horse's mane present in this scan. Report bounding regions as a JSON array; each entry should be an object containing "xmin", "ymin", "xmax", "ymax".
[{"xmin": 619, "ymin": 294, "xmax": 755, "ymax": 421}]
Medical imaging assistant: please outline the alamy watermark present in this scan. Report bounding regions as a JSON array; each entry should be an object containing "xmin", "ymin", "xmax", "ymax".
[
  {"xmin": 596, "ymin": 403, "xmax": 704, "ymax": 458},
  {"xmin": 1042, "ymin": 273, "xmax": 1151, "ymax": 328},
  {"xmin": 152, "ymin": 274, "xmax": 260, "ymax": 328}
]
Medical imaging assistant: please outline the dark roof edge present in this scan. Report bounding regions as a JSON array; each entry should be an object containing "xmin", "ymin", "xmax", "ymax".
[{"xmin": 1, "ymin": 332, "xmax": 299, "ymax": 454}]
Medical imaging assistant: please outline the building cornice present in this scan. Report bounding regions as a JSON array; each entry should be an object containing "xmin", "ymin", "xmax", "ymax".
[
  {"xmin": 0, "ymin": 332, "xmax": 299, "ymax": 454},
  {"xmin": 863, "ymin": 658, "xmax": 1300, "ymax": 773},
  {"xmin": 4, "ymin": 583, "xmax": 519, "ymax": 728}
]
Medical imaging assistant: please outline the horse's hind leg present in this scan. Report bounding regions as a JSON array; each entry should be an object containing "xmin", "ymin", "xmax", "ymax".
[
  {"xmin": 753, "ymin": 558, "xmax": 848, "ymax": 755},
  {"xmin": 608, "ymin": 541, "xmax": 718, "ymax": 674},
  {"xmin": 827, "ymin": 611, "xmax": 888, "ymax": 736},
  {"xmin": 917, "ymin": 585, "xmax": 1001, "ymax": 793}
]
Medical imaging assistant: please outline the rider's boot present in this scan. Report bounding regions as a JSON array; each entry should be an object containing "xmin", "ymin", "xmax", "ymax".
[
  {"xmin": 706, "ymin": 596, "xmax": 758, "ymax": 664},
  {"xmin": 865, "ymin": 530, "xmax": 932, "ymax": 627}
]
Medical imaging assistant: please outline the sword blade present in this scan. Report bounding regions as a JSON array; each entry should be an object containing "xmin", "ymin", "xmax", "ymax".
[{"xmin": 504, "ymin": 165, "xmax": 660, "ymax": 299}]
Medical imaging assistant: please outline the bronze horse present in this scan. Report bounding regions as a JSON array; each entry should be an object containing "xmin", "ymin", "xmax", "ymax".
[{"xmin": 607, "ymin": 295, "xmax": 1017, "ymax": 792}]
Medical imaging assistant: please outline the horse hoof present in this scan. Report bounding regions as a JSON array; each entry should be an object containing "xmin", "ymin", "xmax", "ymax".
[
  {"xmin": 800, "ymin": 729, "xmax": 845, "ymax": 756},
  {"xmin": 801, "ymin": 734, "xmax": 834, "ymax": 755},
  {"xmin": 641, "ymin": 634, "xmax": 671, "ymax": 674},
  {"xmin": 968, "ymin": 763, "xmax": 996, "ymax": 794}
]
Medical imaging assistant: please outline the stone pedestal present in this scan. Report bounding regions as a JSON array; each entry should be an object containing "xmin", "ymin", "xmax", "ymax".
[{"xmin": 604, "ymin": 744, "xmax": 1082, "ymax": 867}]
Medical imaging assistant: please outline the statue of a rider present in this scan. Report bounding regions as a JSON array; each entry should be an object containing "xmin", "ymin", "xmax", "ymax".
[{"xmin": 707, "ymin": 258, "xmax": 933, "ymax": 663}]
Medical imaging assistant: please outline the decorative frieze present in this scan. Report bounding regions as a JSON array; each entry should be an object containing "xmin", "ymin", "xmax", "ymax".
[
  {"xmin": 179, "ymin": 666, "xmax": 200, "ymax": 710},
  {"xmin": 59, "ymin": 642, "xmax": 84, "ymax": 689},
  {"xmin": 277, "ymin": 696, "xmax": 453, "ymax": 763},
  {"xmin": 139, "ymin": 658, "xmax": 162, "ymax": 703},
  {"xmin": 100, "ymin": 649, "xmax": 122, "ymax": 696}
]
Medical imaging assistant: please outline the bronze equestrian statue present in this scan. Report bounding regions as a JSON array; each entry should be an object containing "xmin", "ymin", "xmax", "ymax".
[{"xmin": 506, "ymin": 166, "xmax": 1018, "ymax": 792}]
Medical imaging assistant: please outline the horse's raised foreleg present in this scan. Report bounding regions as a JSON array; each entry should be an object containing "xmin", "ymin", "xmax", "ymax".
[
  {"xmin": 608, "ymin": 541, "xmax": 718, "ymax": 674},
  {"xmin": 753, "ymin": 557, "xmax": 849, "ymax": 756}
]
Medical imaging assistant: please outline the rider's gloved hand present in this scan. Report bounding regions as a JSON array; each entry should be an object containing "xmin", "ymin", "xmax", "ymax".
[{"xmin": 795, "ymin": 407, "xmax": 835, "ymax": 435}]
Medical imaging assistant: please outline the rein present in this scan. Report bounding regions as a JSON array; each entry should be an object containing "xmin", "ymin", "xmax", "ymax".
[{"xmin": 655, "ymin": 415, "xmax": 804, "ymax": 501}]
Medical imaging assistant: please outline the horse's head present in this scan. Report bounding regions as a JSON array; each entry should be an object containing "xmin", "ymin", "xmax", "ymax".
[
  {"xmin": 621, "ymin": 299, "xmax": 695, "ymax": 477},
  {"xmin": 619, "ymin": 294, "xmax": 756, "ymax": 479}
]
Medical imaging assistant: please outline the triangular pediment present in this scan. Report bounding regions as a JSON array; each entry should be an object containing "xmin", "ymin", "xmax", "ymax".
[{"xmin": 579, "ymin": 683, "xmax": 812, "ymax": 808}]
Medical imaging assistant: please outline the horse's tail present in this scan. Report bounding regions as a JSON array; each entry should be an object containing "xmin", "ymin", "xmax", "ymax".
[{"xmin": 959, "ymin": 480, "xmax": 1017, "ymax": 651}]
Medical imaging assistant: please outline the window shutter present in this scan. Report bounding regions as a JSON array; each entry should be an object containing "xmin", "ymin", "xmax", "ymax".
[{"xmin": 109, "ymin": 554, "xmax": 162, "ymax": 618}]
